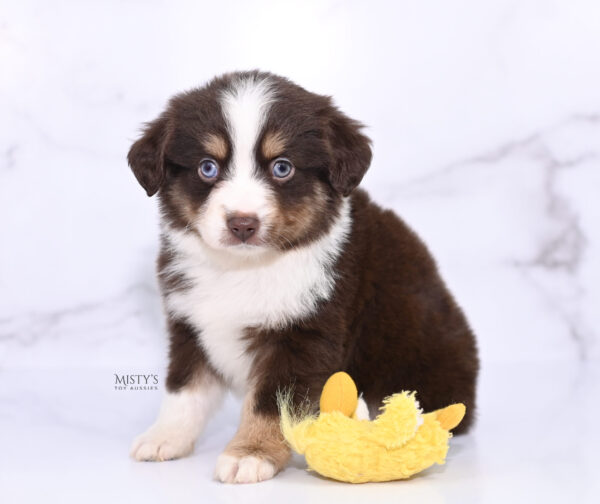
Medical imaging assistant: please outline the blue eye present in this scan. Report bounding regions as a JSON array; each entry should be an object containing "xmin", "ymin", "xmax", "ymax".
[
  {"xmin": 271, "ymin": 158, "xmax": 294, "ymax": 180},
  {"xmin": 199, "ymin": 159, "xmax": 219, "ymax": 180}
]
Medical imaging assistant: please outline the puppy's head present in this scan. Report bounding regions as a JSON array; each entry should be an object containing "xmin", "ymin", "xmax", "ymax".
[{"xmin": 128, "ymin": 71, "xmax": 371, "ymax": 256}]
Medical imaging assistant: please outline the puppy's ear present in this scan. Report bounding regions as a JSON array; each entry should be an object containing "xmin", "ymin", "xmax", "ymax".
[
  {"xmin": 127, "ymin": 116, "xmax": 171, "ymax": 197},
  {"xmin": 325, "ymin": 107, "xmax": 372, "ymax": 197}
]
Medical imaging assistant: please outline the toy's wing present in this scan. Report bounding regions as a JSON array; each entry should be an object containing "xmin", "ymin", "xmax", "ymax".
[
  {"xmin": 370, "ymin": 391, "xmax": 423, "ymax": 449},
  {"xmin": 431, "ymin": 403, "xmax": 466, "ymax": 431}
]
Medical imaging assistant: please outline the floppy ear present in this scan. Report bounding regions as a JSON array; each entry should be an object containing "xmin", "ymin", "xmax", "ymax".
[
  {"xmin": 127, "ymin": 116, "xmax": 171, "ymax": 197},
  {"xmin": 325, "ymin": 107, "xmax": 372, "ymax": 197}
]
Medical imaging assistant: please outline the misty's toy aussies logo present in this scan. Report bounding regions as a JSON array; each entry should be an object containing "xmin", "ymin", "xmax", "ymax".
[{"xmin": 114, "ymin": 373, "xmax": 159, "ymax": 391}]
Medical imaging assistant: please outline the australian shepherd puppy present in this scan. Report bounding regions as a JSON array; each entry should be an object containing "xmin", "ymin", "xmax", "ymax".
[{"xmin": 127, "ymin": 71, "xmax": 479, "ymax": 483}]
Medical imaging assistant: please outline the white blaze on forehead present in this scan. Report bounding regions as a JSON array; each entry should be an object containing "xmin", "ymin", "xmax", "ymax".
[
  {"xmin": 218, "ymin": 76, "xmax": 275, "ymax": 214},
  {"xmin": 196, "ymin": 75, "xmax": 278, "ymax": 252}
]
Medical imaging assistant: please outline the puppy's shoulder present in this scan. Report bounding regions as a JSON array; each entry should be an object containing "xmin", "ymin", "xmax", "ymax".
[{"xmin": 348, "ymin": 188, "xmax": 438, "ymax": 276}]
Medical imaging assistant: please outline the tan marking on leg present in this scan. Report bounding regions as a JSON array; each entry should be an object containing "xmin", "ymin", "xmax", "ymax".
[
  {"xmin": 202, "ymin": 133, "xmax": 228, "ymax": 159},
  {"xmin": 225, "ymin": 394, "xmax": 290, "ymax": 466},
  {"xmin": 215, "ymin": 393, "xmax": 290, "ymax": 483},
  {"xmin": 261, "ymin": 131, "xmax": 286, "ymax": 159}
]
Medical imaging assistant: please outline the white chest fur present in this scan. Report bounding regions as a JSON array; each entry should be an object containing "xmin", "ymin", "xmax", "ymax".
[{"xmin": 163, "ymin": 199, "xmax": 351, "ymax": 392}]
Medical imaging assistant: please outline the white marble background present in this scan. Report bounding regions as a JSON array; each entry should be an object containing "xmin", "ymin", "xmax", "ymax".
[{"xmin": 1, "ymin": 1, "xmax": 599, "ymax": 503}]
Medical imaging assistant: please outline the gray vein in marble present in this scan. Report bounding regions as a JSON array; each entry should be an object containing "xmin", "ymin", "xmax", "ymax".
[
  {"xmin": 515, "ymin": 146, "xmax": 590, "ymax": 275},
  {"xmin": 395, "ymin": 113, "xmax": 600, "ymax": 191},
  {"xmin": 0, "ymin": 283, "xmax": 162, "ymax": 348},
  {"xmin": 514, "ymin": 266, "xmax": 588, "ymax": 361},
  {"xmin": 2, "ymin": 144, "xmax": 18, "ymax": 171},
  {"xmin": 7, "ymin": 107, "xmax": 118, "ymax": 160},
  {"xmin": 510, "ymin": 143, "xmax": 593, "ymax": 360}
]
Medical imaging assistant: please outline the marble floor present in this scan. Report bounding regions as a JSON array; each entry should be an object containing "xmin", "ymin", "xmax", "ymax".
[{"xmin": 1, "ymin": 359, "xmax": 597, "ymax": 503}]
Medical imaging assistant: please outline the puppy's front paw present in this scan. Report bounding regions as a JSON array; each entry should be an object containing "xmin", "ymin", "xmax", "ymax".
[
  {"xmin": 214, "ymin": 453, "xmax": 277, "ymax": 484},
  {"xmin": 130, "ymin": 424, "xmax": 195, "ymax": 462}
]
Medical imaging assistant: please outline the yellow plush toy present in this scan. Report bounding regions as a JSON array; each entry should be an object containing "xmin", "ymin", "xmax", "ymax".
[{"xmin": 279, "ymin": 372, "xmax": 465, "ymax": 483}]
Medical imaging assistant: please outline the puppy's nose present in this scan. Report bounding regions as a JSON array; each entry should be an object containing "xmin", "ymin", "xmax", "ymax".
[{"xmin": 227, "ymin": 215, "xmax": 260, "ymax": 242}]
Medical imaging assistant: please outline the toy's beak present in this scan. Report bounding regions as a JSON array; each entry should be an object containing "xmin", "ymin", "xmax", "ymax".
[{"xmin": 434, "ymin": 403, "xmax": 466, "ymax": 430}]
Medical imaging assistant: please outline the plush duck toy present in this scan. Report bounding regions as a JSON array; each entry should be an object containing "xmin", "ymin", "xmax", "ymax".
[{"xmin": 279, "ymin": 372, "xmax": 466, "ymax": 483}]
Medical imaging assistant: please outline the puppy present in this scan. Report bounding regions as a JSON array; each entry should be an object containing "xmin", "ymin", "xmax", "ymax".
[{"xmin": 127, "ymin": 71, "xmax": 479, "ymax": 483}]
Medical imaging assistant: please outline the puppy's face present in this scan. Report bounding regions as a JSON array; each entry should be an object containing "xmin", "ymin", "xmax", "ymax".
[{"xmin": 128, "ymin": 72, "xmax": 371, "ymax": 257}]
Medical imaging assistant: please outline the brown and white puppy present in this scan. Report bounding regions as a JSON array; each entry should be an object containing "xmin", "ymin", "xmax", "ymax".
[{"xmin": 127, "ymin": 71, "xmax": 479, "ymax": 483}]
